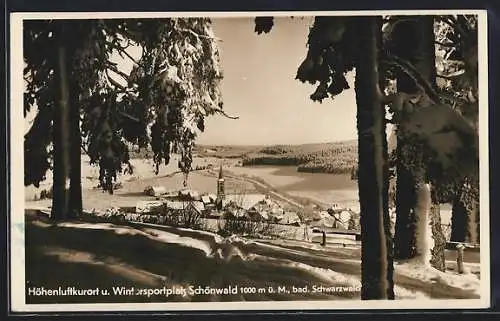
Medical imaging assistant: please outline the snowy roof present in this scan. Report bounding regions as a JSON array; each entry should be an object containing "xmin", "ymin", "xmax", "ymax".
[
  {"xmin": 270, "ymin": 207, "xmax": 284, "ymax": 215},
  {"xmin": 165, "ymin": 201, "xmax": 189, "ymax": 210},
  {"xmin": 311, "ymin": 216, "xmax": 336, "ymax": 228},
  {"xmin": 279, "ymin": 211, "xmax": 301, "ymax": 224},
  {"xmin": 201, "ymin": 195, "xmax": 212, "ymax": 204},
  {"xmin": 224, "ymin": 194, "xmax": 266, "ymax": 211},
  {"xmin": 189, "ymin": 201, "xmax": 205, "ymax": 213},
  {"xmin": 163, "ymin": 201, "xmax": 206, "ymax": 212},
  {"xmin": 179, "ymin": 189, "xmax": 200, "ymax": 198},
  {"xmin": 337, "ymin": 210, "xmax": 353, "ymax": 222},
  {"xmin": 319, "ymin": 211, "xmax": 331, "ymax": 219}
]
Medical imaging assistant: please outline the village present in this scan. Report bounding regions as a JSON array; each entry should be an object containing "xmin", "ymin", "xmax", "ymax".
[{"xmin": 131, "ymin": 165, "xmax": 361, "ymax": 239}]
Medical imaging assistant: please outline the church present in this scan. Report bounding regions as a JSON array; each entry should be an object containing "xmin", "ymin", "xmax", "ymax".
[
  {"xmin": 138, "ymin": 163, "xmax": 292, "ymax": 224},
  {"xmin": 209, "ymin": 164, "xmax": 285, "ymax": 222}
]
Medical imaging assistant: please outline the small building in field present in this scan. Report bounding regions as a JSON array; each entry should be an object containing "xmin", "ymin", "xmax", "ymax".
[
  {"xmin": 136, "ymin": 200, "xmax": 165, "ymax": 214},
  {"xmin": 144, "ymin": 185, "xmax": 167, "ymax": 197}
]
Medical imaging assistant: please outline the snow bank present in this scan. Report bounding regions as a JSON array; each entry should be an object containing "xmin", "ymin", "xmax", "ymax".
[
  {"xmin": 394, "ymin": 285, "xmax": 429, "ymax": 300},
  {"xmin": 29, "ymin": 215, "xmax": 480, "ymax": 300},
  {"xmin": 54, "ymin": 221, "xmax": 217, "ymax": 258},
  {"xmin": 41, "ymin": 246, "xmax": 169, "ymax": 288},
  {"xmin": 142, "ymin": 228, "xmax": 215, "ymax": 257},
  {"xmin": 247, "ymin": 253, "xmax": 427, "ymax": 299},
  {"xmin": 396, "ymin": 261, "xmax": 481, "ymax": 296}
]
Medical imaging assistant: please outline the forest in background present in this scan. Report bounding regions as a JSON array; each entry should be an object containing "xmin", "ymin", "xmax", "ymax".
[
  {"xmin": 241, "ymin": 141, "xmax": 357, "ymax": 175},
  {"xmin": 195, "ymin": 140, "xmax": 358, "ymax": 175}
]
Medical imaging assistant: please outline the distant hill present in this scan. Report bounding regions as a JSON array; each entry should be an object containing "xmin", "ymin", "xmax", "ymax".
[{"xmin": 195, "ymin": 140, "xmax": 358, "ymax": 175}]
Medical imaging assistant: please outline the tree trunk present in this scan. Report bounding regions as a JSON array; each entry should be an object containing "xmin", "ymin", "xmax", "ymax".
[
  {"xmin": 476, "ymin": 199, "xmax": 480, "ymax": 244},
  {"xmin": 430, "ymin": 201, "xmax": 446, "ymax": 271},
  {"xmin": 355, "ymin": 16, "xmax": 394, "ymax": 300},
  {"xmin": 51, "ymin": 24, "xmax": 71, "ymax": 221},
  {"xmin": 451, "ymin": 182, "xmax": 479, "ymax": 244},
  {"xmin": 394, "ymin": 166, "xmax": 417, "ymax": 259},
  {"xmin": 450, "ymin": 186, "xmax": 467, "ymax": 242},
  {"xmin": 414, "ymin": 182, "xmax": 432, "ymax": 264},
  {"xmin": 391, "ymin": 16, "xmax": 446, "ymax": 267},
  {"xmin": 68, "ymin": 84, "xmax": 82, "ymax": 219}
]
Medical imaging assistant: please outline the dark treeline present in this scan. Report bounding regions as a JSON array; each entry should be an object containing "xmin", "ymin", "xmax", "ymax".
[{"xmin": 242, "ymin": 142, "xmax": 358, "ymax": 175}]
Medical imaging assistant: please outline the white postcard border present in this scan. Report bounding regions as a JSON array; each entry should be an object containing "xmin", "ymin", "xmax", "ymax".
[{"xmin": 9, "ymin": 9, "xmax": 491, "ymax": 312}]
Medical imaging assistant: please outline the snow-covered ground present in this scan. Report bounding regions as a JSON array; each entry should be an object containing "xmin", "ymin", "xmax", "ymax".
[{"xmin": 24, "ymin": 213, "xmax": 481, "ymax": 304}]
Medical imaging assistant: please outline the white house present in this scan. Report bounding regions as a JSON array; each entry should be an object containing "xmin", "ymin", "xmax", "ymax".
[
  {"xmin": 224, "ymin": 194, "xmax": 267, "ymax": 211},
  {"xmin": 278, "ymin": 211, "xmax": 301, "ymax": 226}
]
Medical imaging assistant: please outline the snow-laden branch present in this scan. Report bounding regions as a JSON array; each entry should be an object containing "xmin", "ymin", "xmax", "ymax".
[
  {"xmin": 215, "ymin": 109, "xmax": 239, "ymax": 120},
  {"xmin": 177, "ymin": 27, "xmax": 223, "ymax": 42},
  {"xmin": 438, "ymin": 91, "xmax": 470, "ymax": 106},
  {"xmin": 436, "ymin": 15, "xmax": 470, "ymax": 41},
  {"xmin": 435, "ymin": 40, "xmax": 457, "ymax": 48}
]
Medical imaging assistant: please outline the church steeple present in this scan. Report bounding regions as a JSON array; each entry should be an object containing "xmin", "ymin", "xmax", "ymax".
[
  {"xmin": 216, "ymin": 163, "xmax": 225, "ymax": 210},
  {"xmin": 218, "ymin": 164, "xmax": 224, "ymax": 179}
]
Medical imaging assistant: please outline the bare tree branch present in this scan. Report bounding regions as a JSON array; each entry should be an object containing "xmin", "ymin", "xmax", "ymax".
[
  {"xmin": 105, "ymin": 70, "xmax": 127, "ymax": 89},
  {"xmin": 381, "ymin": 52, "xmax": 442, "ymax": 104},
  {"xmin": 119, "ymin": 111, "xmax": 140, "ymax": 122},
  {"xmin": 106, "ymin": 62, "xmax": 130, "ymax": 82},
  {"xmin": 108, "ymin": 39, "xmax": 140, "ymax": 65},
  {"xmin": 81, "ymin": 142, "xmax": 89, "ymax": 156},
  {"xmin": 118, "ymin": 47, "xmax": 140, "ymax": 65}
]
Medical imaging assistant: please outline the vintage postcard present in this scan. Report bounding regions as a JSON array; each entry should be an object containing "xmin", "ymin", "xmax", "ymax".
[{"xmin": 9, "ymin": 10, "xmax": 490, "ymax": 313}]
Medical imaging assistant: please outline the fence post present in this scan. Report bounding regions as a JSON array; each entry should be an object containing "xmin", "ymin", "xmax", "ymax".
[{"xmin": 456, "ymin": 243, "xmax": 465, "ymax": 274}]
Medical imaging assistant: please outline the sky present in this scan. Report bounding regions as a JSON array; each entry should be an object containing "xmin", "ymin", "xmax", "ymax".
[
  {"xmin": 197, "ymin": 17, "xmax": 358, "ymax": 146},
  {"xmin": 25, "ymin": 17, "xmax": 359, "ymax": 145}
]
